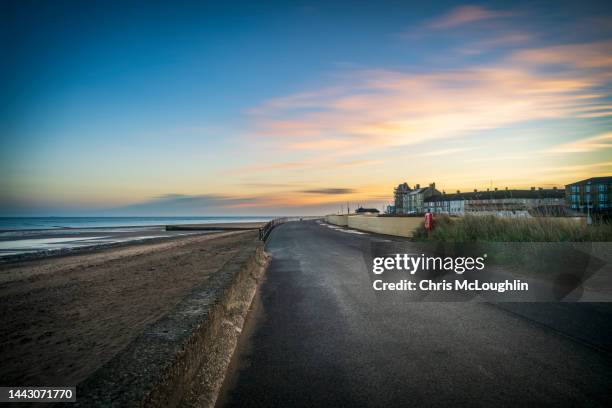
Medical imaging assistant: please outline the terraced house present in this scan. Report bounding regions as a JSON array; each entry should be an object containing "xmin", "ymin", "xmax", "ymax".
[
  {"xmin": 566, "ymin": 177, "xmax": 612, "ymax": 216},
  {"xmin": 424, "ymin": 187, "xmax": 566, "ymax": 217}
]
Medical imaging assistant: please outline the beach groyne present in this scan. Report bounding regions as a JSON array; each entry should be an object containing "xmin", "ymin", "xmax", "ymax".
[
  {"xmin": 166, "ymin": 222, "xmax": 265, "ymax": 231},
  {"xmin": 76, "ymin": 238, "xmax": 269, "ymax": 407},
  {"xmin": 325, "ymin": 215, "xmax": 422, "ymax": 237}
]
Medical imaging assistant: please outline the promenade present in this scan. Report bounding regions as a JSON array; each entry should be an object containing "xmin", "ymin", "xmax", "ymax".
[{"xmin": 221, "ymin": 220, "xmax": 612, "ymax": 407}]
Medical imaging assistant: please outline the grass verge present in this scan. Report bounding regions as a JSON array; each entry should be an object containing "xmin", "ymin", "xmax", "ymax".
[{"xmin": 413, "ymin": 215, "xmax": 612, "ymax": 242}]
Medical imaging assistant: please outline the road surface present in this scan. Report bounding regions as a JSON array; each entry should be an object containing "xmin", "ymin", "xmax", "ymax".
[{"xmin": 219, "ymin": 220, "xmax": 612, "ymax": 407}]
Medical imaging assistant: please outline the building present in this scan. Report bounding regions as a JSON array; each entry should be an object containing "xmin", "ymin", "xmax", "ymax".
[
  {"xmin": 393, "ymin": 183, "xmax": 411, "ymax": 214},
  {"xmin": 424, "ymin": 187, "xmax": 566, "ymax": 217},
  {"xmin": 355, "ymin": 207, "xmax": 380, "ymax": 214},
  {"xmin": 403, "ymin": 183, "xmax": 441, "ymax": 214},
  {"xmin": 566, "ymin": 177, "xmax": 611, "ymax": 216},
  {"xmin": 425, "ymin": 192, "xmax": 465, "ymax": 215}
]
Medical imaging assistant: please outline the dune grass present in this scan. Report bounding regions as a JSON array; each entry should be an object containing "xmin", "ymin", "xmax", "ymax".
[{"xmin": 413, "ymin": 214, "xmax": 612, "ymax": 242}]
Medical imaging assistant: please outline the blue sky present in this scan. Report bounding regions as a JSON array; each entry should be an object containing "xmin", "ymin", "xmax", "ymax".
[{"xmin": 1, "ymin": 0, "xmax": 611, "ymax": 215}]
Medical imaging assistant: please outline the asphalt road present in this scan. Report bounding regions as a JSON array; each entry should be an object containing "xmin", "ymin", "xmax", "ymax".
[{"xmin": 219, "ymin": 220, "xmax": 612, "ymax": 407}]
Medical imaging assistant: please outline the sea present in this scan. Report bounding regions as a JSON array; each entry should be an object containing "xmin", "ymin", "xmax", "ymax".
[
  {"xmin": 0, "ymin": 216, "xmax": 274, "ymax": 259},
  {"xmin": 0, "ymin": 216, "xmax": 273, "ymax": 231}
]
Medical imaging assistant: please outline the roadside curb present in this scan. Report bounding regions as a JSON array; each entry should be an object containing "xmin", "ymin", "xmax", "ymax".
[{"xmin": 75, "ymin": 239, "xmax": 269, "ymax": 407}]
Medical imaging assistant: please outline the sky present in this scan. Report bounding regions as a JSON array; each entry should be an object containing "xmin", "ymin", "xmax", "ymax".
[{"xmin": 1, "ymin": 0, "xmax": 611, "ymax": 216}]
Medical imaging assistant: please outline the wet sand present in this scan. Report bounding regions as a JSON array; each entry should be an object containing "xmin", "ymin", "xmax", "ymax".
[
  {"xmin": 0, "ymin": 222, "xmax": 266, "ymax": 260},
  {"xmin": 0, "ymin": 230, "xmax": 259, "ymax": 386}
]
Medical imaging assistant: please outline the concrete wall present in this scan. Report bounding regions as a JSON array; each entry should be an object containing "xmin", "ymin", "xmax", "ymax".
[
  {"xmin": 326, "ymin": 215, "xmax": 422, "ymax": 237},
  {"xmin": 76, "ymin": 236, "xmax": 268, "ymax": 407},
  {"xmin": 327, "ymin": 214, "xmax": 585, "ymax": 238},
  {"xmin": 348, "ymin": 216, "xmax": 422, "ymax": 237},
  {"xmin": 325, "ymin": 214, "xmax": 349, "ymax": 226}
]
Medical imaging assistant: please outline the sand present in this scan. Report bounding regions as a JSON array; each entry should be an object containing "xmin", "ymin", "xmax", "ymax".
[{"xmin": 0, "ymin": 230, "xmax": 259, "ymax": 386}]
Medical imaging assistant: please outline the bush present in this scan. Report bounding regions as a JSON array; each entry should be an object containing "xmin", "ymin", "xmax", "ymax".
[{"xmin": 413, "ymin": 215, "xmax": 612, "ymax": 242}]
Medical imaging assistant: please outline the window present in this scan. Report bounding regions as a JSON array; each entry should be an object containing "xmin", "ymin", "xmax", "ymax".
[
  {"xmin": 585, "ymin": 185, "xmax": 591, "ymax": 193},
  {"xmin": 599, "ymin": 193, "xmax": 607, "ymax": 202},
  {"xmin": 599, "ymin": 184, "xmax": 608, "ymax": 192},
  {"xmin": 571, "ymin": 194, "xmax": 579, "ymax": 202},
  {"xmin": 586, "ymin": 194, "xmax": 591, "ymax": 203},
  {"xmin": 571, "ymin": 185, "xmax": 579, "ymax": 193}
]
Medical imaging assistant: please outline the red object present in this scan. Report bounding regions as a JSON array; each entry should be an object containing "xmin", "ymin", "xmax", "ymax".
[{"xmin": 424, "ymin": 212, "xmax": 433, "ymax": 231}]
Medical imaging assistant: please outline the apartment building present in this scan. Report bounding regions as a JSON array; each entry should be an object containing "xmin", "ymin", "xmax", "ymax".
[{"xmin": 566, "ymin": 177, "xmax": 611, "ymax": 216}]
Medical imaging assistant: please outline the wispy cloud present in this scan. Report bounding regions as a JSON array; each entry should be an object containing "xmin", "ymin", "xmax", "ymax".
[
  {"xmin": 457, "ymin": 32, "xmax": 533, "ymax": 55},
  {"xmin": 427, "ymin": 5, "xmax": 515, "ymax": 29},
  {"xmin": 224, "ymin": 161, "xmax": 309, "ymax": 175},
  {"xmin": 251, "ymin": 41, "xmax": 612, "ymax": 154},
  {"xmin": 549, "ymin": 132, "xmax": 612, "ymax": 153},
  {"xmin": 421, "ymin": 147, "xmax": 474, "ymax": 157},
  {"xmin": 510, "ymin": 40, "xmax": 612, "ymax": 69},
  {"xmin": 227, "ymin": 158, "xmax": 381, "ymax": 175},
  {"xmin": 300, "ymin": 188, "xmax": 355, "ymax": 195},
  {"xmin": 111, "ymin": 193, "xmax": 262, "ymax": 214},
  {"xmin": 239, "ymin": 182, "xmax": 302, "ymax": 189},
  {"xmin": 540, "ymin": 161, "xmax": 612, "ymax": 173}
]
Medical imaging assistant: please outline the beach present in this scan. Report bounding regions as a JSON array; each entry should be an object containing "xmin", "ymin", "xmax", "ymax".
[
  {"xmin": 0, "ymin": 228, "xmax": 261, "ymax": 387},
  {"xmin": 0, "ymin": 216, "xmax": 271, "ymax": 260}
]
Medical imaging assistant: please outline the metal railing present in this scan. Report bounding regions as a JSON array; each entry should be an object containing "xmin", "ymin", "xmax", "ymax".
[
  {"xmin": 259, "ymin": 218, "xmax": 285, "ymax": 241},
  {"xmin": 258, "ymin": 216, "xmax": 322, "ymax": 241}
]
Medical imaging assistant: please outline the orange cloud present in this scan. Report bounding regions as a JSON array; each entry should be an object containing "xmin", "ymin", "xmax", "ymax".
[
  {"xmin": 458, "ymin": 32, "xmax": 534, "ymax": 55},
  {"xmin": 237, "ymin": 38, "xmax": 612, "ymax": 206},
  {"xmin": 251, "ymin": 51, "xmax": 610, "ymax": 154},
  {"xmin": 510, "ymin": 41, "xmax": 612, "ymax": 69},
  {"xmin": 427, "ymin": 5, "xmax": 515, "ymax": 29}
]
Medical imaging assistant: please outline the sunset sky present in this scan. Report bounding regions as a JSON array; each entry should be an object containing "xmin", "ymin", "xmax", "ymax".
[{"xmin": 1, "ymin": 0, "xmax": 612, "ymax": 216}]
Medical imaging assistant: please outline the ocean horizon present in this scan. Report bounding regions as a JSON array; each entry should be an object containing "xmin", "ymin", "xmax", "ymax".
[{"xmin": 0, "ymin": 216, "xmax": 276, "ymax": 231}]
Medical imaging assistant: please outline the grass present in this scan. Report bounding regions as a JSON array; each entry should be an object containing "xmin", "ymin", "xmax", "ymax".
[{"xmin": 413, "ymin": 214, "xmax": 612, "ymax": 242}]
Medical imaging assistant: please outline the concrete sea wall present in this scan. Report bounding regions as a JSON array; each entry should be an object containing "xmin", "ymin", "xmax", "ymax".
[
  {"xmin": 325, "ymin": 214, "xmax": 586, "ymax": 238},
  {"xmin": 325, "ymin": 215, "xmax": 422, "ymax": 237},
  {"xmin": 325, "ymin": 214, "xmax": 349, "ymax": 226},
  {"xmin": 76, "ymin": 239, "xmax": 269, "ymax": 407}
]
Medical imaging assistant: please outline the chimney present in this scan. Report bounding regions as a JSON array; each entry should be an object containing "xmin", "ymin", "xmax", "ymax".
[
  {"xmin": 486, "ymin": 188, "xmax": 490, "ymax": 192},
  {"xmin": 538, "ymin": 187, "xmax": 543, "ymax": 190},
  {"xmin": 416, "ymin": 184, "xmax": 420, "ymax": 189},
  {"xmin": 474, "ymin": 189, "xmax": 478, "ymax": 192},
  {"xmin": 505, "ymin": 187, "xmax": 508, "ymax": 190},
  {"xmin": 531, "ymin": 187, "xmax": 535, "ymax": 190},
  {"xmin": 456, "ymin": 190, "xmax": 460, "ymax": 194},
  {"xmin": 553, "ymin": 186, "xmax": 557, "ymax": 190},
  {"xmin": 494, "ymin": 187, "xmax": 498, "ymax": 191},
  {"xmin": 430, "ymin": 182, "xmax": 436, "ymax": 189}
]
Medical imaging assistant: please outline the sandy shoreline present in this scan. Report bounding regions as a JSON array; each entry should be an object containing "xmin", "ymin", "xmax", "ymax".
[
  {"xmin": 0, "ymin": 222, "xmax": 266, "ymax": 262},
  {"xmin": 0, "ymin": 230, "xmax": 260, "ymax": 386}
]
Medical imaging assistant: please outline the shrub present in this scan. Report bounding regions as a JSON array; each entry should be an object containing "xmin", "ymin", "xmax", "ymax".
[{"xmin": 413, "ymin": 215, "xmax": 612, "ymax": 242}]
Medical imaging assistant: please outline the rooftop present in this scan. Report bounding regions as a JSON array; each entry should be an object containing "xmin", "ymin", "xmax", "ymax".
[
  {"xmin": 424, "ymin": 189, "xmax": 565, "ymax": 202},
  {"xmin": 566, "ymin": 176, "xmax": 612, "ymax": 186}
]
